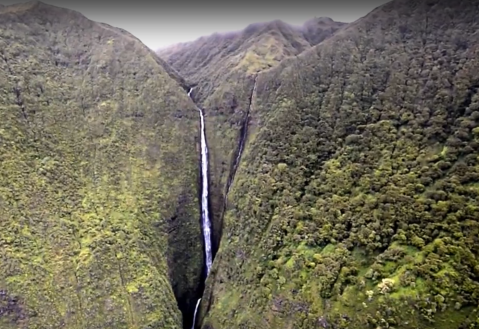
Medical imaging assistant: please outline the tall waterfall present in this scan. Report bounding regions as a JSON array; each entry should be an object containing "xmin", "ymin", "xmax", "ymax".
[
  {"xmin": 189, "ymin": 87, "xmax": 213, "ymax": 274},
  {"xmin": 188, "ymin": 87, "xmax": 213, "ymax": 329}
]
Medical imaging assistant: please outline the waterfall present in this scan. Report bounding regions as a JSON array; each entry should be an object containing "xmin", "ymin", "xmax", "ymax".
[
  {"xmin": 189, "ymin": 87, "xmax": 213, "ymax": 274},
  {"xmin": 191, "ymin": 298, "xmax": 201, "ymax": 329},
  {"xmin": 198, "ymin": 107, "xmax": 213, "ymax": 273},
  {"xmin": 188, "ymin": 87, "xmax": 213, "ymax": 329},
  {"xmin": 235, "ymin": 77, "xmax": 257, "ymax": 170},
  {"xmin": 227, "ymin": 76, "xmax": 257, "ymax": 195}
]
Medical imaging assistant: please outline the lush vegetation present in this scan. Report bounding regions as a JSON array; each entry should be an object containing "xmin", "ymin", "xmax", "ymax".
[
  {"xmin": 3, "ymin": 0, "xmax": 479, "ymax": 328},
  {"xmin": 159, "ymin": 17, "xmax": 346, "ymax": 254},
  {"xmin": 0, "ymin": 2, "xmax": 203, "ymax": 328},
  {"xmin": 200, "ymin": 0, "xmax": 479, "ymax": 328}
]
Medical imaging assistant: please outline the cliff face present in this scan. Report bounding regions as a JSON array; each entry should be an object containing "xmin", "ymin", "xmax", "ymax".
[
  {"xmin": 0, "ymin": 2, "xmax": 203, "ymax": 328},
  {"xmin": 3, "ymin": 0, "xmax": 479, "ymax": 328},
  {"xmin": 158, "ymin": 17, "xmax": 346, "ymax": 258},
  {"xmin": 199, "ymin": 0, "xmax": 479, "ymax": 328}
]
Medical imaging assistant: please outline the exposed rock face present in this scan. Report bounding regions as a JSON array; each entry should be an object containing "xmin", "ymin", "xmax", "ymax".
[{"xmin": 0, "ymin": 2, "xmax": 203, "ymax": 328}]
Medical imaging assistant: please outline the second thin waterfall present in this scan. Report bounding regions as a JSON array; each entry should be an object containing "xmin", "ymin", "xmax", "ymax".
[{"xmin": 188, "ymin": 87, "xmax": 213, "ymax": 329}]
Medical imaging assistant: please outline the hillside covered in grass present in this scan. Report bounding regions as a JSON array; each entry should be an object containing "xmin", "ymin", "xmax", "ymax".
[
  {"xmin": 158, "ymin": 17, "xmax": 346, "ymax": 253},
  {"xmin": 0, "ymin": 2, "xmax": 203, "ymax": 328},
  {"xmin": 197, "ymin": 0, "xmax": 479, "ymax": 328}
]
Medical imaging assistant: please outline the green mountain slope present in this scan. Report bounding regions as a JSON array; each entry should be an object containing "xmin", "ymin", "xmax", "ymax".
[
  {"xmin": 0, "ymin": 2, "xmax": 202, "ymax": 328},
  {"xmin": 158, "ymin": 18, "xmax": 346, "ymax": 254},
  {"xmin": 200, "ymin": 0, "xmax": 479, "ymax": 328},
  {"xmin": 157, "ymin": 18, "xmax": 346, "ymax": 83}
]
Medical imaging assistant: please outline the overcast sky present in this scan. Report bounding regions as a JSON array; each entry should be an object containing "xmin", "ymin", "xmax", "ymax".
[{"xmin": 1, "ymin": 0, "xmax": 391, "ymax": 50}]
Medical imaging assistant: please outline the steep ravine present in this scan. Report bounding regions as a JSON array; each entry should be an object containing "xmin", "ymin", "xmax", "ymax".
[
  {"xmin": 189, "ymin": 76, "xmax": 259, "ymax": 329},
  {"xmin": 225, "ymin": 75, "xmax": 258, "ymax": 196},
  {"xmin": 184, "ymin": 79, "xmax": 258, "ymax": 328},
  {"xmin": 217, "ymin": 75, "xmax": 259, "ymax": 252},
  {"xmin": 187, "ymin": 87, "xmax": 214, "ymax": 329}
]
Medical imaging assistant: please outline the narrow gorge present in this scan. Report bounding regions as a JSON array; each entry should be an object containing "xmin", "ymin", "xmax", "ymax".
[
  {"xmin": 1, "ymin": 1, "xmax": 479, "ymax": 329},
  {"xmin": 186, "ymin": 77, "xmax": 257, "ymax": 328},
  {"xmin": 189, "ymin": 87, "xmax": 214, "ymax": 274},
  {"xmin": 226, "ymin": 76, "xmax": 258, "ymax": 196},
  {"xmin": 188, "ymin": 87, "xmax": 213, "ymax": 329}
]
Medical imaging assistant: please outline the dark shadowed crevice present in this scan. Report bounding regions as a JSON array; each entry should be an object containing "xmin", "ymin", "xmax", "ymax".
[
  {"xmin": 173, "ymin": 86, "xmax": 215, "ymax": 329},
  {"xmin": 216, "ymin": 74, "xmax": 258, "ymax": 255},
  {"xmin": 171, "ymin": 75, "xmax": 256, "ymax": 329},
  {"xmin": 189, "ymin": 76, "xmax": 258, "ymax": 329},
  {"xmin": 164, "ymin": 146, "xmax": 208, "ymax": 329},
  {"xmin": 225, "ymin": 75, "xmax": 257, "ymax": 196}
]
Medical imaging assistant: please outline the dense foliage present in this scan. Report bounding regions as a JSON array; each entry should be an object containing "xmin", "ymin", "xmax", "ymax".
[
  {"xmin": 201, "ymin": 0, "xmax": 479, "ymax": 328},
  {"xmin": 159, "ymin": 17, "xmax": 346, "ymax": 254},
  {"xmin": 3, "ymin": 0, "xmax": 479, "ymax": 328},
  {"xmin": 0, "ymin": 2, "xmax": 203, "ymax": 328}
]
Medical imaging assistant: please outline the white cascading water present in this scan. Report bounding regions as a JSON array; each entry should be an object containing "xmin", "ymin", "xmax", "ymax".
[
  {"xmin": 189, "ymin": 87, "xmax": 213, "ymax": 274},
  {"xmin": 188, "ymin": 87, "xmax": 213, "ymax": 329},
  {"xmin": 191, "ymin": 298, "xmax": 201, "ymax": 329}
]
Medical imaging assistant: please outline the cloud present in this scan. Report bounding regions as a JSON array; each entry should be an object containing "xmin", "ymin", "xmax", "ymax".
[{"xmin": 1, "ymin": 0, "xmax": 391, "ymax": 49}]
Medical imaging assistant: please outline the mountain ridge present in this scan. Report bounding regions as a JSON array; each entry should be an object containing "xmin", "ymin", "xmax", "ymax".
[
  {"xmin": 0, "ymin": 2, "xmax": 204, "ymax": 328},
  {"xmin": 2, "ymin": 0, "xmax": 479, "ymax": 328},
  {"xmin": 189, "ymin": 0, "xmax": 479, "ymax": 328},
  {"xmin": 158, "ymin": 17, "xmax": 346, "ymax": 80},
  {"xmin": 157, "ymin": 16, "xmax": 347, "ymax": 262}
]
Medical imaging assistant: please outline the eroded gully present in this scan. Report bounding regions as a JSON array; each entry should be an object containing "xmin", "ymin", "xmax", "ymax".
[{"xmin": 187, "ymin": 76, "xmax": 257, "ymax": 329}]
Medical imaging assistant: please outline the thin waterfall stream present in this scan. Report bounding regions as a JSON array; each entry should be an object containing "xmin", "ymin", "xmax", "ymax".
[
  {"xmin": 188, "ymin": 87, "xmax": 213, "ymax": 329},
  {"xmin": 191, "ymin": 298, "xmax": 201, "ymax": 329},
  {"xmin": 227, "ymin": 76, "xmax": 257, "ymax": 195}
]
